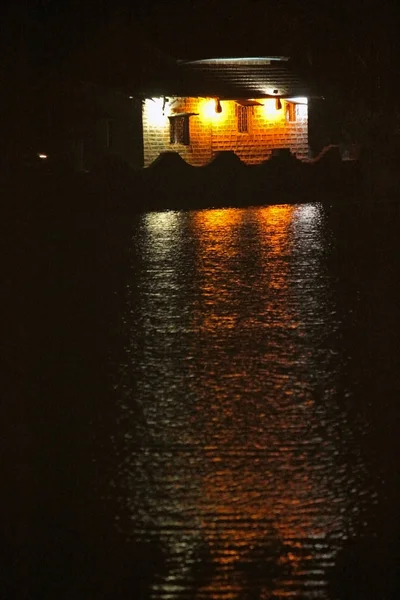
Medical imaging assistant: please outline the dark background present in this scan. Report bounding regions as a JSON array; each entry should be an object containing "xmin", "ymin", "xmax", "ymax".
[
  {"xmin": 1, "ymin": 3, "xmax": 399, "ymax": 599},
  {"xmin": 1, "ymin": 0, "xmax": 399, "ymax": 146}
]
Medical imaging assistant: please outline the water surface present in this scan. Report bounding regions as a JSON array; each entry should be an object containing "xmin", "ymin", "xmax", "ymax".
[{"xmin": 113, "ymin": 203, "xmax": 399, "ymax": 599}]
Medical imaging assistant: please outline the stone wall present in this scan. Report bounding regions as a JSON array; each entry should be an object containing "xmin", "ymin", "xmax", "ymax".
[{"xmin": 143, "ymin": 96, "xmax": 308, "ymax": 167}]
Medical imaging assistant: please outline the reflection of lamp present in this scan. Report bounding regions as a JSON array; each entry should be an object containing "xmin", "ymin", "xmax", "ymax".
[
  {"xmin": 275, "ymin": 98, "xmax": 282, "ymax": 110},
  {"xmin": 215, "ymin": 98, "xmax": 222, "ymax": 113}
]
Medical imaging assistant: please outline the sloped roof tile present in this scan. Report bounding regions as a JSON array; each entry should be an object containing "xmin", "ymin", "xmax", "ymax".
[{"xmin": 142, "ymin": 57, "xmax": 313, "ymax": 98}]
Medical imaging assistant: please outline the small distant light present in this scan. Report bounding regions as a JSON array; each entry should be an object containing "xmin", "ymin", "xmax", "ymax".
[
  {"xmin": 38, "ymin": 153, "xmax": 48, "ymax": 159},
  {"xmin": 129, "ymin": 95, "xmax": 133, "ymax": 99}
]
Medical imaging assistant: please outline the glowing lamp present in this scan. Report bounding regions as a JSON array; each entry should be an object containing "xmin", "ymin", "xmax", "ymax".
[
  {"xmin": 38, "ymin": 153, "xmax": 48, "ymax": 159},
  {"xmin": 146, "ymin": 98, "xmax": 167, "ymax": 126},
  {"xmin": 200, "ymin": 98, "xmax": 227, "ymax": 122}
]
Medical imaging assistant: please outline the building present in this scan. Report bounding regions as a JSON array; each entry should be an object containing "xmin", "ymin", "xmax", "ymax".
[
  {"xmin": 1, "ymin": 21, "xmax": 167, "ymax": 173},
  {"xmin": 142, "ymin": 57, "xmax": 312, "ymax": 167}
]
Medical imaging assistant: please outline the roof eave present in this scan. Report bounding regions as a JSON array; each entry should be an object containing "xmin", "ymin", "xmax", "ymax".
[{"xmin": 177, "ymin": 56, "xmax": 290, "ymax": 65}]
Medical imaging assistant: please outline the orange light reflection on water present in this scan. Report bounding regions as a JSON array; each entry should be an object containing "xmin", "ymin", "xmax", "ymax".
[
  {"xmin": 192, "ymin": 208, "xmax": 245, "ymax": 333},
  {"xmin": 195, "ymin": 208, "xmax": 244, "ymax": 230},
  {"xmin": 256, "ymin": 204, "xmax": 296, "ymax": 254},
  {"xmin": 189, "ymin": 205, "xmax": 337, "ymax": 597}
]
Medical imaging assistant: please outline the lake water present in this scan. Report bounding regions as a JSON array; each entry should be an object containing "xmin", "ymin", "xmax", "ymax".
[
  {"xmin": 5, "ymin": 199, "xmax": 399, "ymax": 598},
  {"xmin": 111, "ymin": 203, "xmax": 400, "ymax": 599}
]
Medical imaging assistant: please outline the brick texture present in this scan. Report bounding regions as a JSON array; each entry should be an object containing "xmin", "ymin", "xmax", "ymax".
[{"xmin": 143, "ymin": 97, "xmax": 308, "ymax": 167}]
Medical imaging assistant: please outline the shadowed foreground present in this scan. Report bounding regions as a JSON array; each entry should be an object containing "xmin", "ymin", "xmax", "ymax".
[{"xmin": 2, "ymin": 186, "xmax": 399, "ymax": 599}]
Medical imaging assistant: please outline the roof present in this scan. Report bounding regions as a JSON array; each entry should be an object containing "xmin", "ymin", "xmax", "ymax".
[{"xmin": 142, "ymin": 57, "xmax": 313, "ymax": 99}]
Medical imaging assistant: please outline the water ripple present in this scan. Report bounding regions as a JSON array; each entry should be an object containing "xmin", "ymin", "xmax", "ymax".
[{"xmin": 112, "ymin": 204, "xmax": 386, "ymax": 599}]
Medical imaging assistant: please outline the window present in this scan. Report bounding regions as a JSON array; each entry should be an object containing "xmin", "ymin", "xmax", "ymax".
[
  {"xmin": 237, "ymin": 105, "xmax": 249, "ymax": 133},
  {"xmin": 286, "ymin": 102, "xmax": 296, "ymax": 122},
  {"xmin": 169, "ymin": 115, "xmax": 190, "ymax": 145}
]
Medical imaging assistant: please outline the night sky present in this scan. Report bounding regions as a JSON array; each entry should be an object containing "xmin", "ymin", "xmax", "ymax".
[
  {"xmin": 1, "ymin": 0, "xmax": 399, "ymax": 147},
  {"xmin": 2, "ymin": 0, "xmax": 399, "ymax": 72}
]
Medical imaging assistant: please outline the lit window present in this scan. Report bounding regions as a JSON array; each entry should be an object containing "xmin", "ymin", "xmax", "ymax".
[
  {"xmin": 169, "ymin": 115, "xmax": 190, "ymax": 145},
  {"xmin": 237, "ymin": 105, "xmax": 249, "ymax": 133},
  {"xmin": 286, "ymin": 102, "xmax": 296, "ymax": 122}
]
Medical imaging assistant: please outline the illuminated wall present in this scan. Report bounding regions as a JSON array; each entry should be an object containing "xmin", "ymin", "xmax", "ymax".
[
  {"xmin": 142, "ymin": 96, "xmax": 308, "ymax": 166},
  {"xmin": 142, "ymin": 97, "xmax": 214, "ymax": 167}
]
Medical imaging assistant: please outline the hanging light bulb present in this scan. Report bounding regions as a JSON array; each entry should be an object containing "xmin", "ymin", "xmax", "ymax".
[{"xmin": 215, "ymin": 98, "xmax": 222, "ymax": 113}]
